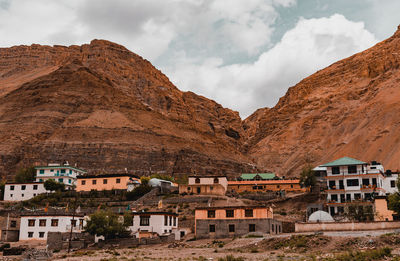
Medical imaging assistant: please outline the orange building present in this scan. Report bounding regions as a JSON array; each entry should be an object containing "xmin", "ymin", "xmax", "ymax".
[
  {"xmin": 195, "ymin": 206, "xmax": 281, "ymax": 239},
  {"xmin": 76, "ymin": 174, "xmax": 140, "ymax": 192},
  {"xmin": 227, "ymin": 179, "xmax": 306, "ymax": 193},
  {"xmin": 374, "ymin": 196, "xmax": 394, "ymax": 221}
]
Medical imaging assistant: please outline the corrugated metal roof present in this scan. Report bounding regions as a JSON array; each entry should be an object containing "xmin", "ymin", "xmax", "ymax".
[
  {"xmin": 240, "ymin": 173, "xmax": 275, "ymax": 180},
  {"xmin": 320, "ymin": 157, "xmax": 366, "ymax": 167}
]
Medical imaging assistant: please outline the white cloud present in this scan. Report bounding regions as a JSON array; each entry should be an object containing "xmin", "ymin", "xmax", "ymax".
[{"xmin": 163, "ymin": 14, "xmax": 378, "ymax": 118}]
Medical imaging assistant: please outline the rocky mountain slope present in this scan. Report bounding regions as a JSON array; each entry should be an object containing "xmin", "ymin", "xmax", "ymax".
[
  {"xmin": 244, "ymin": 26, "xmax": 400, "ymax": 175},
  {"xmin": 0, "ymin": 40, "xmax": 255, "ymax": 179}
]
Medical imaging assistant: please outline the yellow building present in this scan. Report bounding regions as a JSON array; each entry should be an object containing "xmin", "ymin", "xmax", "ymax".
[
  {"xmin": 76, "ymin": 174, "xmax": 140, "ymax": 192},
  {"xmin": 227, "ymin": 179, "xmax": 306, "ymax": 193}
]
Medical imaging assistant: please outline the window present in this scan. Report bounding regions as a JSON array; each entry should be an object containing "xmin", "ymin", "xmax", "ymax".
[
  {"xmin": 272, "ymin": 224, "xmax": 274, "ymax": 232},
  {"xmin": 58, "ymin": 178, "xmax": 63, "ymax": 183},
  {"xmin": 140, "ymin": 216, "xmax": 150, "ymax": 226},
  {"xmin": 332, "ymin": 167, "xmax": 340, "ymax": 174},
  {"xmin": 209, "ymin": 224, "xmax": 215, "ymax": 232},
  {"xmin": 92, "ymin": 180, "xmax": 97, "ymax": 185},
  {"xmin": 81, "ymin": 180, "xmax": 86, "ymax": 185},
  {"xmin": 21, "ymin": 194, "xmax": 24, "ymax": 197},
  {"xmin": 226, "ymin": 209, "xmax": 234, "ymax": 218},
  {"xmin": 28, "ymin": 232, "xmax": 34, "ymax": 238},
  {"xmin": 245, "ymin": 209, "xmax": 253, "ymax": 217},
  {"xmin": 10, "ymin": 194, "xmax": 12, "ymax": 198},
  {"xmin": 173, "ymin": 217, "xmax": 176, "ymax": 226},
  {"xmin": 331, "ymin": 194, "xmax": 338, "ymax": 202},
  {"xmin": 169, "ymin": 216, "xmax": 172, "ymax": 226},
  {"xmin": 10, "ymin": 185, "xmax": 14, "ymax": 191},
  {"xmin": 71, "ymin": 220, "xmax": 77, "ymax": 227},
  {"xmin": 21, "ymin": 185, "xmax": 26, "ymax": 190},
  {"xmin": 346, "ymin": 194, "xmax": 351, "ymax": 201},
  {"xmin": 164, "ymin": 215, "xmax": 168, "ymax": 226},
  {"xmin": 228, "ymin": 224, "xmax": 235, "ymax": 232},
  {"xmin": 69, "ymin": 170, "xmax": 73, "ymax": 174},
  {"xmin": 61, "ymin": 169, "xmax": 66, "ymax": 174},
  {"xmin": 346, "ymin": 179, "xmax": 359, "ymax": 187},
  {"xmin": 50, "ymin": 169, "xmax": 54, "ymax": 172},
  {"xmin": 290, "ymin": 184, "xmax": 293, "ymax": 188},
  {"xmin": 362, "ymin": 179, "xmax": 370, "ymax": 186},
  {"xmin": 348, "ymin": 165, "xmax": 357, "ymax": 174},
  {"xmin": 372, "ymin": 178, "xmax": 377, "ymax": 186},
  {"xmin": 10, "ymin": 221, "xmax": 17, "ymax": 228},
  {"xmin": 39, "ymin": 170, "xmax": 45, "ymax": 174},
  {"xmin": 39, "ymin": 179, "xmax": 43, "ymax": 182},
  {"xmin": 116, "ymin": 178, "xmax": 121, "ymax": 184},
  {"xmin": 68, "ymin": 179, "xmax": 71, "ymax": 184},
  {"xmin": 354, "ymin": 193, "xmax": 362, "ymax": 200},
  {"xmin": 249, "ymin": 224, "xmax": 256, "ymax": 232},
  {"xmin": 39, "ymin": 219, "xmax": 46, "ymax": 227},
  {"xmin": 39, "ymin": 232, "xmax": 45, "ymax": 238},
  {"xmin": 103, "ymin": 179, "xmax": 108, "ymax": 184},
  {"xmin": 391, "ymin": 180, "xmax": 396, "ymax": 188},
  {"xmin": 33, "ymin": 185, "xmax": 38, "ymax": 190},
  {"xmin": 207, "ymin": 210, "xmax": 216, "ymax": 218},
  {"xmin": 33, "ymin": 194, "xmax": 36, "ymax": 197},
  {"xmin": 28, "ymin": 219, "xmax": 35, "ymax": 227},
  {"xmin": 213, "ymin": 178, "xmax": 219, "ymax": 184},
  {"xmin": 195, "ymin": 178, "xmax": 200, "ymax": 184},
  {"xmin": 51, "ymin": 219, "xmax": 59, "ymax": 227}
]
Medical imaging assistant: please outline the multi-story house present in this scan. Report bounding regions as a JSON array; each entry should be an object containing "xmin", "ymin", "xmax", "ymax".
[
  {"xmin": 129, "ymin": 211, "xmax": 178, "ymax": 239},
  {"xmin": 3, "ymin": 182, "xmax": 49, "ymax": 201},
  {"xmin": 194, "ymin": 206, "xmax": 281, "ymax": 239},
  {"xmin": 19, "ymin": 213, "xmax": 86, "ymax": 240},
  {"xmin": 35, "ymin": 163, "xmax": 86, "ymax": 189},
  {"xmin": 321, "ymin": 157, "xmax": 398, "ymax": 216},
  {"xmin": 179, "ymin": 175, "xmax": 228, "ymax": 196}
]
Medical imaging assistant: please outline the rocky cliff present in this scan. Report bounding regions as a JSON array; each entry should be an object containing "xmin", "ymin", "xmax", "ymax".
[
  {"xmin": 0, "ymin": 40, "xmax": 255, "ymax": 179},
  {"xmin": 244, "ymin": 26, "xmax": 400, "ymax": 175}
]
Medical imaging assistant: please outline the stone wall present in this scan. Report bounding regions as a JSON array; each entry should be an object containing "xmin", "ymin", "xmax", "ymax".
[
  {"xmin": 196, "ymin": 218, "xmax": 282, "ymax": 239},
  {"xmin": 295, "ymin": 221, "xmax": 400, "ymax": 232},
  {"xmin": 47, "ymin": 232, "xmax": 94, "ymax": 251}
]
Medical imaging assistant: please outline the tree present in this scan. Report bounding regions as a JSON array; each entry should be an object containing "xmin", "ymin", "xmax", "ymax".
[
  {"xmin": 44, "ymin": 179, "xmax": 65, "ymax": 191},
  {"xmin": 345, "ymin": 204, "xmax": 374, "ymax": 221},
  {"xmin": 126, "ymin": 184, "xmax": 152, "ymax": 201},
  {"xmin": 299, "ymin": 165, "xmax": 316, "ymax": 191},
  {"xmin": 15, "ymin": 166, "xmax": 36, "ymax": 183},
  {"xmin": 140, "ymin": 176, "xmax": 150, "ymax": 186},
  {"xmin": 85, "ymin": 210, "xmax": 129, "ymax": 239}
]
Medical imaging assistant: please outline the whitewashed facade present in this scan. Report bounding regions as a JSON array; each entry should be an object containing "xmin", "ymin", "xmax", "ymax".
[
  {"xmin": 322, "ymin": 157, "xmax": 397, "ymax": 216},
  {"xmin": 3, "ymin": 183, "xmax": 49, "ymax": 201},
  {"xmin": 19, "ymin": 214, "xmax": 86, "ymax": 240},
  {"xmin": 35, "ymin": 163, "xmax": 86, "ymax": 189},
  {"xmin": 129, "ymin": 212, "xmax": 178, "ymax": 238}
]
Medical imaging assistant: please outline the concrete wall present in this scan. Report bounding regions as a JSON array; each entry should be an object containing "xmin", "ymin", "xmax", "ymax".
[
  {"xmin": 295, "ymin": 221, "xmax": 400, "ymax": 232},
  {"xmin": 188, "ymin": 177, "xmax": 228, "ymax": 190},
  {"xmin": 76, "ymin": 176, "xmax": 134, "ymax": 191},
  {"xmin": 20, "ymin": 216, "xmax": 86, "ymax": 240},
  {"xmin": 4, "ymin": 183, "xmax": 49, "ymax": 201},
  {"xmin": 179, "ymin": 184, "xmax": 226, "ymax": 196},
  {"xmin": 195, "ymin": 218, "xmax": 281, "ymax": 239}
]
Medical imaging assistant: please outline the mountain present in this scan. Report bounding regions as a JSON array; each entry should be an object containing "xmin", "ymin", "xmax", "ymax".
[
  {"xmin": 0, "ymin": 40, "xmax": 256, "ymax": 179},
  {"xmin": 244, "ymin": 26, "xmax": 400, "ymax": 175}
]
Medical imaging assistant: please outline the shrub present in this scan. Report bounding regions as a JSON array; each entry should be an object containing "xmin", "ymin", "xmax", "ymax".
[{"xmin": 217, "ymin": 255, "xmax": 245, "ymax": 261}]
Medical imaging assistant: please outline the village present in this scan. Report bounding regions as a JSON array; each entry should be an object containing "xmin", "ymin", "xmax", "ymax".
[{"xmin": 0, "ymin": 156, "xmax": 398, "ymax": 260}]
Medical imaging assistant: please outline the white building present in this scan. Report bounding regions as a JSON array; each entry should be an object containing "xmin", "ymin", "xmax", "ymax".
[
  {"xmin": 3, "ymin": 183, "xmax": 49, "ymax": 201},
  {"xmin": 35, "ymin": 163, "xmax": 86, "ymax": 189},
  {"xmin": 19, "ymin": 213, "xmax": 86, "ymax": 240},
  {"xmin": 321, "ymin": 157, "xmax": 397, "ymax": 216},
  {"xmin": 129, "ymin": 211, "xmax": 178, "ymax": 239}
]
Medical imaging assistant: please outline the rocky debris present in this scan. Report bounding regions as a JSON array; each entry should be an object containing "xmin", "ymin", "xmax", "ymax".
[
  {"xmin": 22, "ymin": 249, "xmax": 52, "ymax": 260},
  {"xmin": 168, "ymin": 242, "xmax": 188, "ymax": 248}
]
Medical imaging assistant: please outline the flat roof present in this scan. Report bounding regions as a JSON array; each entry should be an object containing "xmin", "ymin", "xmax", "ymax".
[
  {"xmin": 132, "ymin": 211, "xmax": 178, "ymax": 216},
  {"xmin": 5, "ymin": 182, "xmax": 44, "ymax": 185},
  {"xmin": 188, "ymin": 175, "xmax": 227, "ymax": 178},
  {"xmin": 77, "ymin": 174, "xmax": 139, "ymax": 179},
  {"xmin": 228, "ymin": 180, "xmax": 300, "ymax": 185},
  {"xmin": 21, "ymin": 213, "xmax": 85, "ymax": 217},
  {"xmin": 196, "ymin": 205, "xmax": 268, "ymax": 210},
  {"xmin": 35, "ymin": 166, "xmax": 87, "ymax": 173}
]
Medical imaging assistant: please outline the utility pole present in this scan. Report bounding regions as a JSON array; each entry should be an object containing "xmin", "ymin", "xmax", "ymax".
[{"xmin": 67, "ymin": 195, "xmax": 78, "ymax": 253}]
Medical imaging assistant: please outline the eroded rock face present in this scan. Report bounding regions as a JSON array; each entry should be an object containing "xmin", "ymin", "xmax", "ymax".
[
  {"xmin": 0, "ymin": 40, "xmax": 254, "ymax": 179},
  {"xmin": 244, "ymin": 26, "xmax": 400, "ymax": 176}
]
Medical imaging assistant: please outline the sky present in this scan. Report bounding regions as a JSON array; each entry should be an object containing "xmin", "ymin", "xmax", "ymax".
[{"xmin": 0, "ymin": 0, "xmax": 399, "ymax": 118}]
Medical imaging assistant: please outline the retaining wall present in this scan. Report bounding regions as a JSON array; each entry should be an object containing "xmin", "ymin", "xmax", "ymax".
[{"xmin": 295, "ymin": 221, "xmax": 400, "ymax": 232}]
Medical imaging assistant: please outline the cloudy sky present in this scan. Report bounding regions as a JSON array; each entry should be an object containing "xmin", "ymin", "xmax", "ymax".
[{"xmin": 0, "ymin": 0, "xmax": 399, "ymax": 117}]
